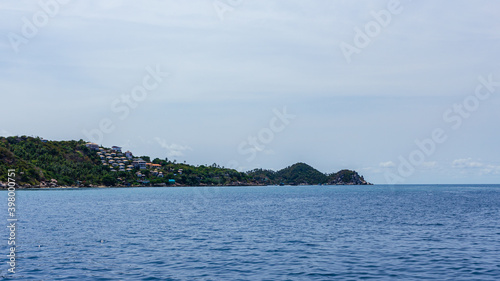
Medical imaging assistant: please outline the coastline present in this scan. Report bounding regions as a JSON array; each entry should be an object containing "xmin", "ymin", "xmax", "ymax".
[
  {"xmin": 2, "ymin": 182, "xmax": 373, "ymax": 190},
  {"xmin": 0, "ymin": 137, "xmax": 372, "ymax": 188}
]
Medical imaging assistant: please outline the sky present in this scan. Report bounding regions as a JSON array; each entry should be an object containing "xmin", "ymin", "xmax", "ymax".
[{"xmin": 1, "ymin": 0, "xmax": 499, "ymax": 184}]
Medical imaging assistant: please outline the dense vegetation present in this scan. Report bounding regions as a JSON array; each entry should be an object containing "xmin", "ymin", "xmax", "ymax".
[
  {"xmin": 247, "ymin": 163, "xmax": 370, "ymax": 185},
  {"xmin": 0, "ymin": 136, "xmax": 114, "ymax": 186},
  {"xmin": 0, "ymin": 136, "xmax": 370, "ymax": 187}
]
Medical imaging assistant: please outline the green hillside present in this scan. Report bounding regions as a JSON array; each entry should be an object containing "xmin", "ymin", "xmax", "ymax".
[
  {"xmin": 0, "ymin": 136, "xmax": 371, "ymax": 188},
  {"xmin": 328, "ymin": 169, "xmax": 370, "ymax": 185},
  {"xmin": 0, "ymin": 136, "xmax": 115, "ymax": 186},
  {"xmin": 275, "ymin": 162, "xmax": 328, "ymax": 184},
  {"xmin": 247, "ymin": 163, "xmax": 370, "ymax": 185}
]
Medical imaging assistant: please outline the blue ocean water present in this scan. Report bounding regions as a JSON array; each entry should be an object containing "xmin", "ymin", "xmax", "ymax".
[{"xmin": 1, "ymin": 185, "xmax": 500, "ymax": 280}]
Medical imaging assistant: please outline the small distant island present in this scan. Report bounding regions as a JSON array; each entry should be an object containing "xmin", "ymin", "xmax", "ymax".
[{"xmin": 0, "ymin": 136, "xmax": 371, "ymax": 188}]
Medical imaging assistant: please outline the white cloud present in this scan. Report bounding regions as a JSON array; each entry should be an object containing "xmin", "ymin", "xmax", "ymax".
[
  {"xmin": 2, "ymin": 1, "xmax": 500, "ymax": 184},
  {"xmin": 360, "ymin": 167, "xmax": 382, "ymax": 174},
  {"xmin": 421, "ymin": 161, "xmax": 437, "ymax": 169},
  {"xmin": 452, "ymin": 158, "xmax": 500, "ymax": 175},
  {"xmin": 379, "ymin": 161, "xmax": 395, "ymax": 168},
  {"xmin": 154, "ymin": 137, "xmax": 193, "ymax": 158},
  {"xmin": 452, "ymin": 158, "xmax": 484, "ymax": 168}
]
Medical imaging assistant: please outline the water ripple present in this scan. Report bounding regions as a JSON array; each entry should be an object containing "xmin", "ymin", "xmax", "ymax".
[{"xmin": 0, "ymin": 185, "xmax": 499, "ymax": 280}]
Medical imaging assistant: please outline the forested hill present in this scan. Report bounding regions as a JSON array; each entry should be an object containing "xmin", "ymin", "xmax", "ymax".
[
  {"xmin": 247, "ymin": 163, "xmax": 371, "ymax": 185},
  {"xmin": 0, "ymin": 136, "xmax": 371, "ymax": 188}
]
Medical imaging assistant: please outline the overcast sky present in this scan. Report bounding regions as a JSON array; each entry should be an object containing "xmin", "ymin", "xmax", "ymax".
[{"xmin": 1, "ymin": 0, "xmax": 499, "ymax": 184}]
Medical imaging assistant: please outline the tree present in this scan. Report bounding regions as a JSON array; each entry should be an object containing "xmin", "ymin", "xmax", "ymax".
[{"xmin": 102, "ymin": 175, "xmax": 117, "ymax": 186}]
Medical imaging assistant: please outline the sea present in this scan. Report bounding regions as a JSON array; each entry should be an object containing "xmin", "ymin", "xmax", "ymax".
[{"xmin": 1, "ymin": 184, "xmax": 499, "ymax": 280}]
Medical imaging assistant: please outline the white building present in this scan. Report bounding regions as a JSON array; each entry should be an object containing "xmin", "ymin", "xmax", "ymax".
[
  {"xmin": 125, "ymin": 151, "xmax": 133, "ymax": 159},
  {"xmin": 112, "ymin": 146, "xmax": 122, "ymax": 153},
  {"xmin": 133, "ymin": 159, "xmax": 147, "ymax": 170}
]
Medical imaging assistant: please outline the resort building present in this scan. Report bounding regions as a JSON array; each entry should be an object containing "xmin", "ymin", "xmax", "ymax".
[
  {"xmin": 125, "ymin": 151, "xmax": 133, "ymax": 159},
  {"xmin": 146, "ymin": 163, "xmax": 162, "ymax": 169},
  {"xmin": 133, "ymin": 159, "xmax": 147, "ymax": 170},
  {"xmin": 111, "ymin": 146, "xmax": 122, "ymax": 153},
  {"xmin": 85, "ymin": 142, "xmax": 99, "ymax": 150}
]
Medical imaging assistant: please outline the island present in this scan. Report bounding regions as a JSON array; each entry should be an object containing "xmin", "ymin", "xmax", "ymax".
[{"xmin": 0, "ymin": 136, "xmax": 371, "ymax": 188}]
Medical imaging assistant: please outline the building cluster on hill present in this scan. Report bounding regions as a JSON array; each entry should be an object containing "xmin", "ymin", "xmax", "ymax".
[
  {"xmin": 86, "ymin": 143, "xmax": 132, "ymax": 172},
  {"xmin": 85, "ymin": 143, "xmax": 166, "ymax": 178},
  {"xmin": 0, "ymin": 137, "xmax": 371, "ymax": 188}
]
